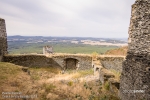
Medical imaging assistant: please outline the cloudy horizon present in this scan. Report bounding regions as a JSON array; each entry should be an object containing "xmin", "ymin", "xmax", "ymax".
[{"xmin": 0, "ymin": 0, "xmax": 135, "ymax": 38}]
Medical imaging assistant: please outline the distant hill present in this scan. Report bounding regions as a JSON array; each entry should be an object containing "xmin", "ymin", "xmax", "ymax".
[
  {"xmin": 105, "ymin": 46, "xmax": 128, "ymax": 56},
  {"xmin": 7, "ymin": 35, "xmax": 127, "ymax": 54}
]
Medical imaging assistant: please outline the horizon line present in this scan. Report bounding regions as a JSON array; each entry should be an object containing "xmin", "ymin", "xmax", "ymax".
[{"xmin": 7, "ymin": 35, "xmax": 128, "ymax": 39}]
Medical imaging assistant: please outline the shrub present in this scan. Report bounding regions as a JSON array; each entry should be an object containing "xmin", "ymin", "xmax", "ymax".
[
  {"xmin": 68, "ymin": 81, "xmax": 73, "ymax": 86},
  {"xmin": 92, "ymin": 52, "xmax": 99, "ymax": 59},
  {"xmin": 104, "ymin": 82, "xmax": 110, "ymax": 91},
  {"xmin": 43, "ymin": 83, "xmax": 56, "ymax": 93}
]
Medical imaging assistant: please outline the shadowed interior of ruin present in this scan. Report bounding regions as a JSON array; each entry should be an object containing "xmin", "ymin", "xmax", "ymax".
[{"xmin": 64, "ymin": 58, "xmax": 79, "ymax": 70}]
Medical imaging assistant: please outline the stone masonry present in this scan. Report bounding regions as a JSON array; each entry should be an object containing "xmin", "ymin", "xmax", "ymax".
[
  {"xmin": 3, "ymin": 54, "xmax": 92, "ymax": 70},
  {"xmin": 43, "ymin": 45, "xmax": 53, "ymax": 54},
  {"xmin": 119, "ymin": 0, "xmax": 150, "ymax": 100},
  {"xmin": 0, "ymin": 18, "xmax": 7, "ymax": 61},
  {"xmin": 98, "ymin": 56, "xmax": 125, "ymax": 72},
  {"xmin": 52, "ymin": 54, "xmax": 92, "ymax": 70}
]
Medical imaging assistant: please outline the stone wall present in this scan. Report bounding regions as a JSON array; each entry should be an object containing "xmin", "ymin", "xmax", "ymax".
[
  {"xmin": 3, "ymin": 54, "xmax": 125, "ymax": 71},
  {"xmin": 3, "ymin": 55, "xmax": 61, "ymax": 68},
  {"xmin": 119, "ymin": 0, "xmax": 150, "ymax": 100},
  {"xmin": 52, "ymin": 54, "xmax": 92, "ymax": 70},
  {"xmin": 0, "ymin": 18, "xmax": 7, "ymax": 61},
  {"xmin": 97, "ymin": 56, "xmax": 125, "ymax": 72},
  {"xmin": 3, "ymin": 54, "xmax": 93, "ymax": 70}
]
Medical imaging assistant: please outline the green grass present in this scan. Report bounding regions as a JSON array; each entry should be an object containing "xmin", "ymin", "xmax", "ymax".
[
  {"xmin": 8, "ymin": 42, "xmax": 118, "ymax": 54},
  {"xmin": 103, "ymin": 82, "xmax": 110, "ymax": 91},
  {"xmin": 68, "ymin": 81, "xmax": 73, "ymax": 86}
]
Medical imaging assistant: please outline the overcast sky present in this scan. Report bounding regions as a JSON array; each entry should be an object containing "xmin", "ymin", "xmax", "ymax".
[{"xmin": 0, "ymin": 0, "xmax": 135, "ymax": 38}]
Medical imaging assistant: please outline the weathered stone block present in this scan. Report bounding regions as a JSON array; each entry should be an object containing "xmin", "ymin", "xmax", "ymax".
[
  {"xmin": 108, "ymin": 78, "xmax": 120, "ymax": 94},
  {"xmin": 99, "ymin": 68, "xmax": 115, "ymax": 84}
]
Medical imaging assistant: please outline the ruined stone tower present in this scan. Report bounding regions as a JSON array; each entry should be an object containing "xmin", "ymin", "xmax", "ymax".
[
  {"xmin": 0, "ymin": 18, "xmax": 7, "ymax": 61},
  {"xmin": 119, "ymin": 0, "xmax": 150, "ymax": 100}
]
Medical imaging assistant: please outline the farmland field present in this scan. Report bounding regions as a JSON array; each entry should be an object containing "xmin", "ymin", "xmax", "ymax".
[{"xmin": 8, "ymin": 41, "xmax": 118, "ymax": 54}]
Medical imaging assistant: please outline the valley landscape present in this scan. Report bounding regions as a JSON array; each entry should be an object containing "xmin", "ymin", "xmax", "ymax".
[
  {"xmin": 0, "ymin": 0, "xmax": 149, "ymax": 100},
  {"xmin": 7, "ymin": 35, "xmax": 127, "ymax": 55},
  {"xmin": 1, "ymin": 17, "xmax": 127, "ymax": 100},
  {"xmin": 0, "ymin": 34, "xmax": 126, "ymax": 100}
]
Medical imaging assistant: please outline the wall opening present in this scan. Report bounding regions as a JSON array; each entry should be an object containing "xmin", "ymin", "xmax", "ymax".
[{"xmin": 64, "ymin": 58, "xmax": 79, "ymax": 70}]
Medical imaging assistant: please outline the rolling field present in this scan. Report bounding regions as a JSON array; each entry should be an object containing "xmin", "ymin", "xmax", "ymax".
[{"xmin": 8, "ymin": 41, "xmax": 119, "ymax": 54}]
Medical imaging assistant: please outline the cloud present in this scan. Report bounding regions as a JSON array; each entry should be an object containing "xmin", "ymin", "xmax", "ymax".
[{"xmin": 0, "ymin": 0, "xmax": 135, "ymax": 38}]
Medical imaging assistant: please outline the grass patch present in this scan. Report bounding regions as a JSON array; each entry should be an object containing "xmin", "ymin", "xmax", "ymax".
[
  {"xmin": 0, "ymin": 62, "xmax": 21, "ymax": 85},
  {"xmin": 110, "ymin": 69, "xmax": 121, "ymax": 81},
  {"xmin": 43, "ymin": 83, "xmax": 56, "ymax": 93},
  {"xmin": 29, "ymin": 66, "xmax": 61, "ymax": 74},
  {"xmin": 81, "ymin": 81, "xmax": 120, "ymax": 100},
  {"xmin": 72, "ymin": 69, "xmax": 94, "ymax": 78},
  {"xmin": 29, "ymin": 67, "xmax": 61, "ymax": 80},
  {"xmin": 67, "ymin": 81, "xmax": 73, "ymax": 86},
  {"xmin": 0, "ymin": 62, "xmax": 120, "ymax": 100},
  {"xmin": 30, "ymin": 74, "xmax": 40, "ymax": 80},
  {"xmin": 92, "ymin": 52, "xmax": 99, "ymax": 59},
  {"xmin": 103, "ymin": 81, "xmax": 110, "ymax": 91}
]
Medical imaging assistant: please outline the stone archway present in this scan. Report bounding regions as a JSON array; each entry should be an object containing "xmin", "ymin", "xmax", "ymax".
[{"xmin": 64, "ymin": 58, "xmax": 79, "ymax": 70}]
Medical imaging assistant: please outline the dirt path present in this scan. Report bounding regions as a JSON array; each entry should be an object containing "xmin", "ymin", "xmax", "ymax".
[{"xmin": 46, "ymin": 72, "xmax": 99, "ymax": 83}]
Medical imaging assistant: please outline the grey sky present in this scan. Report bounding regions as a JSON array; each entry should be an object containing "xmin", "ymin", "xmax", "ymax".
[{"xmin": 0, "ymin": 0, "xmax": 135, "ymax": 38}]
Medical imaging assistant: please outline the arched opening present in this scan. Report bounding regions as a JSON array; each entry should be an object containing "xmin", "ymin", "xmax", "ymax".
[{"xmin": 64, "ymin": 58, "xmax": 79, "ymax": 70}]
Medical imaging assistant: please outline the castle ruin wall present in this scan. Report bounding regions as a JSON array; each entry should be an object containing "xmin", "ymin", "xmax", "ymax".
[
  {"xmin": 119, "ymin": 0, "xmax": 150, "ymax": 100},
  {"xmin": 97, "ymin": 56, "xmax": 125, "ymax": 72},
  {"xmin": 0, "ymin": 18, "xmax": 7, "ymax": 61}
]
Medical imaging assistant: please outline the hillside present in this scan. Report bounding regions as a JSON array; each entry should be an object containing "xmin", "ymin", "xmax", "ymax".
[
  {"xmin": 0, "ymin": 62, "xmax": 120, "ymax": 100},
  {"xmin": 105, "ymin": 46, "xmax": 128, "ymax": 56}
]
